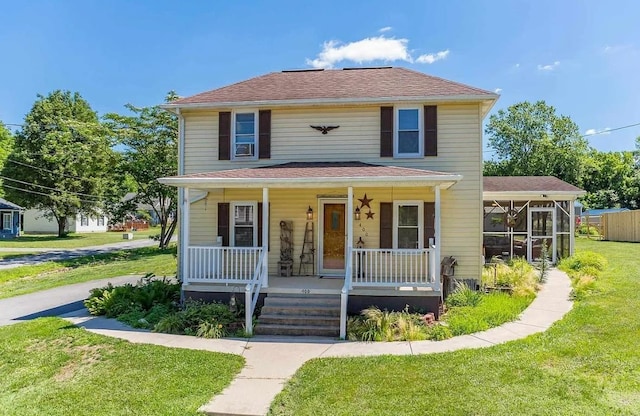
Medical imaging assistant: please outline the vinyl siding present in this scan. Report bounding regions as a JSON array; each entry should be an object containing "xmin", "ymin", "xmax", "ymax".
[{"xmin": 183, "ymin": 103, "xmax": 483, "ymax": 279}]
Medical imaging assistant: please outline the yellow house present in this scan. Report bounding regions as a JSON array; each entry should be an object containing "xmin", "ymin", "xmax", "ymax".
[{"xmin": 159, "ymin": 67, "xmax": 499, "ymax": 338}]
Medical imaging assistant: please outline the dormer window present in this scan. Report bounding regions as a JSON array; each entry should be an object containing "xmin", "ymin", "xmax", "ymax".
[
  {"xmin": 233, "ymin": 111, "xmax": 258, "ymax": 159},
  {"xmin": 394, "ymin": 107, "xmax": 423, "ymax": 157}
]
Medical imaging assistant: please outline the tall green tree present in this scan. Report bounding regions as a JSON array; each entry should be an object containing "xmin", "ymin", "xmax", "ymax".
[
  {"xmin": 2, "ymin": 91, "xmax": 114, "ymax": 237},
  {"xmin": 0, "ymin": 122, "xmax": 14, "ymax": 197},
  {"xmin": 484, "ymin": 101, "xmax": 589, "ymax": 185},
  {"xmin": 105, "ymin": 92, "xmax": 179, "ymax": 249},
  {"xmin": 581, "ymin": 150, "xmax": 636, "ymax": 209}
]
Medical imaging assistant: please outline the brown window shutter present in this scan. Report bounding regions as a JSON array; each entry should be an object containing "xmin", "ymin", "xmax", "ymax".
[
  {"xmin": 379, "ymin": 202, "xmax": 393, "ymax": 248},
  {"xmin": 257, "ymin": 203, "xmax": 270, "ymax": 250},
  {"xmin": 258, "ymin": 110, "xmax": 271, "ymax": 159},
  {"xmin": 424, "ymin": 105, "xmax": 437, "ymax": 156},
  {"xmin": 424, "ymin": 202, "xmax": 435, "ymax": 247},
  {"xmin": 219, "ymin": 112, "xmax": 231, "ymax": 160},
  {"xmin": 218, "ymin": 203, "xmax": 230, "ymax": 246},
  {"xmin": 380, "ymin": 107, "xmax": 393, "ymax": 157}
]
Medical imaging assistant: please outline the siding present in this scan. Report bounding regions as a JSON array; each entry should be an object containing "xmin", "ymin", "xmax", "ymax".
[{"xmin": 183, "ymin": 103, "xmax": 483, "ymax": 279}]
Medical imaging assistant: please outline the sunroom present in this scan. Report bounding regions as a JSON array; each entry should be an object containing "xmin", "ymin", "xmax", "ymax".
[{"xmin": 483, "ymin": 176, "xmax": 586, "ymax": 263}]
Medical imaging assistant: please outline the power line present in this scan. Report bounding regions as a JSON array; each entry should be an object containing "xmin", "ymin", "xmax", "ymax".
[
  {"xmin": 2, "ymin": 184, "xmax": 101, "ymax": 204},
  {"xmin": 0, "ymin": 176, "xmax": 103, "ymax": 200},
  {"xmin": 6, "ymin": 159, "xmax": 94, "ymax": 182},
  {"xmin": 582, "ymin": 122, "xmax": 640, "ymax": 137}
]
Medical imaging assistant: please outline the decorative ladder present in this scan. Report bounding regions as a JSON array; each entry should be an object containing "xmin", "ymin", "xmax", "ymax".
[{"xmin": 298, "ymin": 221, "xmax": 315, "ymax": 275}]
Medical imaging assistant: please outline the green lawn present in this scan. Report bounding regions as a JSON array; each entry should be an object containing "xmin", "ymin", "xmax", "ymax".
[
  {"xmin": 0, "ymin": 318, "xmax": 243, "ymax": 416},
  {"xmin": 0, "ymin": 247, "xmax": 177, "ymax": 299},
  {"xmin": 0, "ymin": 228, "xmax": 160, "ymax": 249},
  {"xmin": 270, "ymin": 239, "xmax": 640, "ymax": 415}
]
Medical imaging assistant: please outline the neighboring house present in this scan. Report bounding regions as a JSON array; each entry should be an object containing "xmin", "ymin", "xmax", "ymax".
[
  {"xmin": 483, "ymin": 176, "xmax": 585, "ymax": 263},
  {"xmin": 581, "ymin": 208, "xmax": 630, "ymax": 227},
  {"xmin": 0, "ymin": 197, "xmax": 23, "ymax": 239},
  {"xmin": 159, "ymin": 66, "xmax": 499, "ymax": 337},
  {"xmin": 23, "ymin": 209, "xmax": 108, "ymax": 234}
]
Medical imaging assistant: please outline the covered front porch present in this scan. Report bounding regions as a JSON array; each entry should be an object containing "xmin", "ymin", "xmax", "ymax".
[{"xmin": 159, "ymin": 162, "xmax": 463, "ymax": 338}]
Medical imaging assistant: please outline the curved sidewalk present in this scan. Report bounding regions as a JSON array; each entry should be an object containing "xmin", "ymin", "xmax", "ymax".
[{"xmin": 63, "ymin": 268, "xmax": 573, "ymax": 416}]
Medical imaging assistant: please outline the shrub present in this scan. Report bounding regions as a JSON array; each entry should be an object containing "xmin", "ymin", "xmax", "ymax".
[
  {"xmin": 196, "ymin": 320, "xmax": 226, "ymax": 338},
  {"xmin": 152, "ymin": 300, "xmax": 240, "ymax": 338},
  {"xmin": 445, "ymin": 281, "xmax": 483, "ymax": 308},
  {"xmin": 482, "ymin": 258, "xmax": 538, "ymax": 296},
  {"xmin": 559, "ymin": 251, "xmax": 607, "ymax": 274},
  {"xmin": 427, "ymin": 324, "xmax": 453, "ymax": 341},
  {"xmin": 347, "ymin": 306, "xmax": 430, "ymax": 342},
  {"xmin": 154, "ymin": 313, "xmax": 186, "ymax": 334}
]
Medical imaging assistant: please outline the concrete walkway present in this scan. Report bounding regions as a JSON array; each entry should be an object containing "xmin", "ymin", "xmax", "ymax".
[
  {"xmin": 0, "ymin": 238, "xmax": 158, "ymax": 270},
  {"xmin": 60, "ymin": 268, "xmax": 573, "ymax": 416}
]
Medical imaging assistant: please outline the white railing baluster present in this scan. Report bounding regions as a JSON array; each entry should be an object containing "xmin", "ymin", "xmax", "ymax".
[{"xmin": 350, "ymin": 248, "xmax": 437, "ymax": 290}]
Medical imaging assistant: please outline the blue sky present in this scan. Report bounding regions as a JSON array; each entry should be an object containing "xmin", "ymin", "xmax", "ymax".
[{"xmin": 1, "ymin": 0, "xmax": 639, "ymax": 155}]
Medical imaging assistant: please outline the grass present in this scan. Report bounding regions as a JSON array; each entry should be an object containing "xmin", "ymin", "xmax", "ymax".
[
  {"xmin": 0, "ymin": 318, "xmax": 244, "ymax": 416},
  {"xmin": 0, "ymin": 246, "xmax": 177, "ymax": 299},
  {"xmin": 270, "ymin": 239, "xmax": 640, "ymax": 415},
  {"xmin": 0, "ymin": 251, "xmax": 37, "ymax": 260},
  {"xmin": 0, "ymin": 228, "xmax": 159, "ymax": 249}
]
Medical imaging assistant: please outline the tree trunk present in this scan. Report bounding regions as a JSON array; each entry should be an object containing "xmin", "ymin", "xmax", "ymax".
[
  {"xmin": 57, "ymin": 216, "xmax": 68, "ymax": 237},
  {"xmin": 161, "ymin": 217, "xmax": 178, "ymax": 249}
]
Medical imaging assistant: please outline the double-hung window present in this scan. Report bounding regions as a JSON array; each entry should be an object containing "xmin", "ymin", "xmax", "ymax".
[
  {"xmin": 395, "ymin": 108, "xmax": 422, "ymax": 157},
  {"xmin": 2, "ymin": 213, "xmax": 12, "ymax": 231},
  {"xmin": 97, "ymin": 216, "xmax": 105, "ymax": 227},
  {"xmin": 233, "ymin": 112, "xmax": 258, "ymax": 159},
  {"xmin": 393, "ymin": 202, "xmax": 423, "ymax": 249},
  {"xmin": 231, "ymin": 202, "xmax": 257, "ymax": 247},
  {"xmin": 80, "ymin": 215, "xmax": 89, "ymax": 226}
]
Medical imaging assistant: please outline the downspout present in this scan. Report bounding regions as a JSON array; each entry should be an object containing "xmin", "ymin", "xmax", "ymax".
[{"xmin": 177, "ymin": 108, "xmax": 186, "ymax": 297}]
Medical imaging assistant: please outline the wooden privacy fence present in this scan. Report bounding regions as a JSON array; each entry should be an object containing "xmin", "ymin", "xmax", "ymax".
[{"xmin": 601, "ymin": 210, "xmax": 640, "ymax": 242}]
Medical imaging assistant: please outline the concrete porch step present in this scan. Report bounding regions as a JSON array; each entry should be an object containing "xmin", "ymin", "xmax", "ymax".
[
  {"xmin": 258, "ymin": 314, "xmax": 340, "ymax": 327},
  {"xmin": 254, "ymin": 323, "xmax": 339, "ymax": 337},
  {"xmin": 263, "ymin": 294, "xmax": 340, "ymax": 308},
  {"xmin": 260, "ymin": 304, "xmax": 340, "ymax": 317}
]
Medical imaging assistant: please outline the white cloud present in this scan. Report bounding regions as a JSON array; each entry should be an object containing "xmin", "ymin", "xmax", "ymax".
[
  {"xmin": 378, "ymin": 26, "xmax": 392, "ymax": 33},
  {"xmin": 584, "ymin": 127, "xmax": 611, "ymax": 136},
  {"xmin": 494, "ymin": 88, "xmax": 502, "ymax": 94},
  {"xmin": 603, "ymin": 44, "xmax": 632, "ymax": 54},
  {"xmin": 415, "ymin": 49, "xmax": 450, "ymax": 64},
  {"xmin": 514, "ymin": 63, "xmax": 520, "ymax": 69},
  {"xmin": 537, "ymin": 61, "xmax": 560, "ymax": 71},
  {"xmin": 306, "ymin": 35, "xmax": 449, "ymax": 69}
]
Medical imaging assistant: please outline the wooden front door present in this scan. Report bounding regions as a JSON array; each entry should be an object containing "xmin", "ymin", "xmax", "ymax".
[{"xmin": 320, "ymin": 202, "xmax": 346, "ymax": 275}]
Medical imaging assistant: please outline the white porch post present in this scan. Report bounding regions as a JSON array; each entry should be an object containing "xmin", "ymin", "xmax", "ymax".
[
  {"xmin": 434, "ymin": 185, "xmax": 441, "ymax": 287},
  {"xmin": 347, "ymin": 186, "xmax": 353, "ymax": 287},
  {"xmin": 182, "ymin": 187, "xmax": 190, "ymax": 283},
  {"xmin": 262, "ymin": 187, "xmax": 269, "ymax": 288},
  {"xmin": 570, "ymin": 199, "xmax": 576, "ymax": 256}
]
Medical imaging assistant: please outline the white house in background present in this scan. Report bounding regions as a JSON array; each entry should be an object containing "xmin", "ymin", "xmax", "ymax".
[{"xmin": 23, "ymin": 209, "xmax": 108, "ymax": 234}]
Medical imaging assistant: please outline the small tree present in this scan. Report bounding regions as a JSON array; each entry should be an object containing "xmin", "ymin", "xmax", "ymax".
[
  {"xmin": 105, "ymin": 92, "xmax": 179, "ymax": 249},
  {"xmin": 0, "ymin": 122, "xmax": 14, "ymax": 197}
]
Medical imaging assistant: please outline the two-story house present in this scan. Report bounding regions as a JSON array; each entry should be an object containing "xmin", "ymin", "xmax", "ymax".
[{"xmin": 159, "ymin": 67, "xmax": 499, "ymax": 338}]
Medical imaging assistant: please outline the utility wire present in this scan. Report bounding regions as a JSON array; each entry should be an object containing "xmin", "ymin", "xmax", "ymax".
[
  {"xmin": 2, "ymin": 184, "xmax": 102, "ymax": 204},
  {"xmin": 0, "ymin": 176, "xmax": 103, "ymax": 200},
  {"xmin": 582, "ymin": 122, "xmax": 640, "ymax": 137},
  {"xmin": 6, "ymin": 159, "xmax": 95, "ymax": 182}
]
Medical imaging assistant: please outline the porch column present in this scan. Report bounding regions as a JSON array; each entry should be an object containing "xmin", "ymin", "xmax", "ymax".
[
  {"xmin": 262, "ymin": 187, "xmax": 269, "ymax": 288},
  {"xmin": 569, "ymin": 199, "xmax": 576, "ymax": 256},
  {"xmin": 347, "ymin": 186, "xmax": 353, "ymax": 287},
  {"xmin": 181, "ymin": 187, "xmax": 190, "ymax": 284},
  {"xmin": 434, "ymin": 185, "xmax": 441, "ymax": 283}
]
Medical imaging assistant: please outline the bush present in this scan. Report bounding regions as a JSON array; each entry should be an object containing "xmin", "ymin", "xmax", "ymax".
[
  {"xmin": 559, "ymin": 251, "xmax": 607, "ymax": 300},
  {"xmin": 427, "ymin": 324, "xmax": 453, "ymax": 341},
  {"xmin": 445, "ymin": 281, "xmax": 483, "ymax": 308},
  {"xmin": 152, "ymin": 300, "xmax": 241, "ymax": 338},
  {"xmin": 482, "ymin": 257, "xmax": 538, "ymax": 296},
  {"xmin": 347, "ymin": 306, "xmax": 431, "ymax": 342}
]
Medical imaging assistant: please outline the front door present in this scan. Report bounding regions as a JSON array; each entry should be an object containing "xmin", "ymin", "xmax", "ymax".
[
  {"xmin": 320, "ymin": 201, "xmax": 346, "ymax": 276},
  {"xmin": 529, "ymin": 207, "xmax": 556, "ymax": 263}
]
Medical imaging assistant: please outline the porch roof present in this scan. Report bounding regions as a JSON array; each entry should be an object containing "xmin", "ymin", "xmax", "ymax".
[
  {"xmin": 483, "ymin": 176, "xmax": 586, "ymax": 200},
  {"xmin": 0, "ymin": 197, "xmax": 23, "ymax": 211},
  {"xmin": 159, "ymin": 161, "xmax": 462, "ymax": 189}
]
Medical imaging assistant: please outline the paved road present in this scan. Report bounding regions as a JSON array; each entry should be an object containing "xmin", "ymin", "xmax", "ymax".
[
  {"xmin": 0, "ymin": 275, "xmax": 144, "ymax": 327},
  {"xmin": 0, "ymin": 239, "xmax": 159, "ymax": 270}
]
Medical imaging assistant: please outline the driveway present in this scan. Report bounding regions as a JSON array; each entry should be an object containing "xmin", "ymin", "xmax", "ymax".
[
  {"xmin": 0, "ymin": 239, "xmax": 158, "ymax": 270},
  {"xmin": 0, "ymin": 275, "xmax": 143, "ymax": 327}
]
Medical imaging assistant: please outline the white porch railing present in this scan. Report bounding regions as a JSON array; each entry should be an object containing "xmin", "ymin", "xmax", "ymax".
[
  {"xmin": 245, "ymin": 249, "xmax": 267, "ymax": 336},
  {"xmin": 186, "ymin": 246, "xmax": 263, "ymax": 283},
  {"xmin": 351, "ymin": 247, "xmax": 438, "ymax": 289}
]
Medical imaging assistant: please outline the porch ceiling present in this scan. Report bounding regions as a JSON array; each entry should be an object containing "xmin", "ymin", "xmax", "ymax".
[{"xmin": 159, "ymin": 161, "xmax": 462, "ymax": 189}]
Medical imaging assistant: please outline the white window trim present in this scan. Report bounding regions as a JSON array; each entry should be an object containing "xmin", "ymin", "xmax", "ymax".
[
  {"xmin": 2, "ymin": 212, "xmax": 13, "ymax": 231},
  {"xmin": 392, "ymin": 201, "xmax": 424, "ymax": 249},
  {"xmin": 80, "ymin": 215, "xmax": 89, "ymax": 227},
  {"xmin": 230, "ymin": 201, "xmax": 258, "ymax": 247},
  {"xmin": 231, "ymin": 110, "xmax": 259, "ymax": 161},
  {"xmin": 393, "ymin": 106, "xmax": 423, "ymax": 158}
]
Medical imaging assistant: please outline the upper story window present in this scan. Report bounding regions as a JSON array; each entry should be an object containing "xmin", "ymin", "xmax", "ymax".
[
  {"xmin": 394, "ymin": 108, "xmax": 423, "ymax": 158},
  {"xmin": 233, "ymin": 112, "xmax": 258, "ymax": 159}
]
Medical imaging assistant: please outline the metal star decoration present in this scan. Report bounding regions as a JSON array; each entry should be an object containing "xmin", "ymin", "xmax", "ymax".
[
  {"xmin": 366, "ymin": 210, "xmax": 375, "ymax": 220},
  {"xmin": 358, "ymin": 194, "xmax": 373, "ymax": 209}
]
